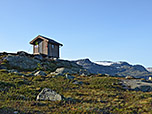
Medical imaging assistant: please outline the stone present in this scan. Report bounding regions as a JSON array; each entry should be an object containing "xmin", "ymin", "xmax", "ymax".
[
  {"xmin": 36, "ymin": 88, "xmax": 63, "ymax": 101},
  {"xmin": 72, "ymin": 80, "xmax": 83, "ymax": 85},
  {"xmin": 149, "ymin": 77, "xmax": 152, "ymax": 80},
  {"xmin": 26, "ymin": 70, "xmax": 39, "ymax": 76},
  {"xmin": 4, "ymin": 55, "xmax": 40, "ymax": 71},
  {"xmin": 125, "ymin": 76, "xmax": 135, "ymax": 79},
  {"xmin": 51, "ymin": 67, "xmax": 78, "ymax": 76},
  {"xmin": 134, "ymin": 85, "xmax": 152, "ymax": 92},
  {"xmin": 79, "ymin": 69, "xmax": 91, "ymax": 76},
  {"xmin": 34, "ymin": 55, "xmax": 44, "ymax": 61},
  {"xmin": 80, "ymin": 73, "xmax": 87, "ymax": 76},
  {"xmin": 7, "ymin": 69, "xmax": 18, "ymax": 73},
  {"xmin": 17, "ymin": 51, "xmax": 29, "ymax": 56},
  {"xmin": 34, "ymin": 71, "xmax": 47, "ymax": 76},
  {"xmin": 14, "ymin": 111, "xmax": 18, "ymax": 114},
  {"xmin": 65, "ymin": 74, "xmax": 75, "ymax": 80}
]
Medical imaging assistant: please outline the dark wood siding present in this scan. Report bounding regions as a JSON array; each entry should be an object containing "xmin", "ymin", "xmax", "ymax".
[
  {"xmin": 31, "ymin": 37, "xmax": 61, "ymax": 58},
  {"xmin": 48, "ymin": 43, "xmax": 59, "ymax": 58}
]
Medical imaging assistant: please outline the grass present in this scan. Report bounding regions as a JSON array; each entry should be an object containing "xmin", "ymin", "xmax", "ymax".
[{"xmin": 0, "ymin": 71, "xmax": 152, "ymax": 113}]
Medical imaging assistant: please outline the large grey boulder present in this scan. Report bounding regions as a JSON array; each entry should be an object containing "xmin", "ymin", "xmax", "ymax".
[
  {"xmin": 34, "ymin": 71, "xmax": 47, "ymax": 76},
  {"xmin": 36, "ymin": 88, "xmax": 63, "ymax": 101},
  {"xmin": 4, "ymin": 55, "xmax": 40, "ymax": 70}
]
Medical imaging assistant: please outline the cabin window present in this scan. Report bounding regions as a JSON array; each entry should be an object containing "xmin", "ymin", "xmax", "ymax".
[{"xmin": 52, "ymin": 44, "xmax": 55, "ymax": 48}]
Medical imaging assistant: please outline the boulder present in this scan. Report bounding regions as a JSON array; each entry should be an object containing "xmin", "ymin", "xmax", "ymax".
[
  {"xmin": 51, "ymin": 67, "xmax": 78, "ymax": 76},
  {"xmin": 72, "ymin": 80, "xmax": 83, "ymax": 85},
  {"xmin": 65, "ymin": 74, "xmax": 75, "ymax": 80},
  {"xmin": 17, "ymin": 51, "xmax": 29, "ymax": 56},
  {"xmin": 34, "ymin": 71, "xmax": 47, "ymax": 76},
  {"xmin": 36, "ymin": 88, "xmax": 63, "ymax": 101},
  {"xmin": 34, "ymin": 55, "xmax": 44, "ymax": 61},
  {"xmin": 79, "ymin": 69, "xmax": 91, "ymax": 76},
  {"xmin": 125, "ymin": 76, "xmax": 135, "ymax": 79},
  {"xmin": 148, "ymin": 77, "xmax": 152, "ymax": 80},
  {"xmin": 4, "ymin": 55, "xmax": 40, "ymax": 71}
]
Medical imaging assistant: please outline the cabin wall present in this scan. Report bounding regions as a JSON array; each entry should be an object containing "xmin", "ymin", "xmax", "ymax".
[
  {"xmin": 33, "ymin": 45, "xmax": 39, "ymax": 54},
  {"xmin": 32, "ymin": 39, "xmax": 60, "ymax": 58},
  {"xmin": 48, "ymin": 43, "xmax": 59, "ymax": 58},
  {"xmin": 54, "ymin": 45, "xmax": 59, "ymax": 58},
  {"xmin": 42, "ymin": 40, "xmax": 48, "ymax": 55}
]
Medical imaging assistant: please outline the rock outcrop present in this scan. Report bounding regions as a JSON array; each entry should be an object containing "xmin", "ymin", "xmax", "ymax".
[
  {"xmin": 3, "ymin": 55, "xmax": 40, "ymax": 71},
  {"xmin": 122, "ymin": 79, "xmax": 152, "ymax": 92},
  {"xmin": 0, "ymin": 51, "xmax": 85, "ymax": 73},
  {"xmin": 36, "ymin": 88, "xmax": 63, "ymax": 101},
  {"xmin": 51, "ymin": 67, "xmax": 78, "ymax": 75}
]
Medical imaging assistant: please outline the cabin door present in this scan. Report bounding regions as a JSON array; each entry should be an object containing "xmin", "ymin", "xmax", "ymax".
[{"xmin": 38, "ymin": 41, "xmax": 43, "ymax": 54}]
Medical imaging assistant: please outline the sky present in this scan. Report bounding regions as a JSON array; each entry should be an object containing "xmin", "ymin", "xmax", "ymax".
[{"xmin": 0, "ymin": 0, "xmax": 152, "ymax": 67}]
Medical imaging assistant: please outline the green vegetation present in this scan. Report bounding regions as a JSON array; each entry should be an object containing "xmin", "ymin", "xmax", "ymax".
[{"xmin": 0, "ymin": 71, "xmax": 152, "ymax": 113}]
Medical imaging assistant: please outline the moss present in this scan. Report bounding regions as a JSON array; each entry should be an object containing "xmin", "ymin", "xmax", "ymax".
[{"xmin": 0, "ymin": 71, "xmax": 152, "ymax": 113}]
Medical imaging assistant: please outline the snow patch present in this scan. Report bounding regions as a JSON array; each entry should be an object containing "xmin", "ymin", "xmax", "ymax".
[
  {"xmin": 94, "ymin": 61, "xmax": 114, "ymax": 66},
  {"xmin": 94, "ymin": 61, "xmax": 123, "ymax": 66}
]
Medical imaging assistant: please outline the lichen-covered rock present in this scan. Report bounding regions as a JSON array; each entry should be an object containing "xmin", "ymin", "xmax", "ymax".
[
  {"xmin": 34, "ymin": 55, "xmax": 44, "ymax": 61},
  {"xmin": 79, "ymin": 69, "xmax": 91, "ymax": 76},
  {"xmin": 4, "ymin": 55, "xmax": 40, "ymax": 71},
  {"xmin": 34, "ymin": 71, "xmax": 47, "ymax": 76},
  {"xmin": 36, "ymin": 88, "xmax": 63, "ymax": 101},
  {"xmin": 51, "ymin": 67, "xmax": 78, "ymax": 75},
  {"xmin": 65, "ymin": 74, "xmax": 75, "ymax": 80}
]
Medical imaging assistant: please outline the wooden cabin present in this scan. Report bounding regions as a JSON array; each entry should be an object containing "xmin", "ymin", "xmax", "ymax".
[{"xmin": 30, "ymin": 35, "xmax": 63, "ymax": 58}]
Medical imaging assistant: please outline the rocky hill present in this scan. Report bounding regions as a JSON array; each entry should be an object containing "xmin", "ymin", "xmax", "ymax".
[
  {"xmin": 1, "ymin": 51, "xmax": 152, "ymax": 78},
  {"xmin": 0, "ymin": 52, "xmax": 151, "ymax": 78},
  {"xmin": 75, "ymin": 59, "xmax": 152, "ymax": 78},
  {"xmin": 0, "ymin": 51, "xmax": 89, "ymax": 76},
  {"xmin": 1, "ymin": 52, "xmax": 152, "ymax": 113}
]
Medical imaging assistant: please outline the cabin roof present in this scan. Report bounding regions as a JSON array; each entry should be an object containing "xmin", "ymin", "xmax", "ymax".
[{"xmin": 30, "ymin": 35, "xmax": 63, "ymax": 46}]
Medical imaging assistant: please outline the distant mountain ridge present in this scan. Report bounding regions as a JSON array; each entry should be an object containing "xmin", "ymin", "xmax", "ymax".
[{"xmin": 75, "ymin": 59, "xmax": 151, "ymax": 77}]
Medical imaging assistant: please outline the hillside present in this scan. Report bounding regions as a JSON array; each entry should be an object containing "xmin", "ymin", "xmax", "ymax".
[
  {"xmin": 1, "ymin": 71, "xmax": 152, "ymax": 113},
  {"xmin": 0, "ymin": 52, "xmax": 152, "ymax": 113}
]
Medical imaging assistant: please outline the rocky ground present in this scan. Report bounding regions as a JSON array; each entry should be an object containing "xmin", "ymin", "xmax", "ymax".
[
  {"xmin": 0, "ymin": 51, "xmax": 152, "ymax": 113},
  {"xmin": 121, "ymin": 79, "xmax": 152, "ymax": 92}
]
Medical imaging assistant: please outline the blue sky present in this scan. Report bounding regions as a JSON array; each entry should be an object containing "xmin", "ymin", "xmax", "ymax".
[{"xmin": 0, "ymin": 0, "xmax": 152, "ymax": 67}]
